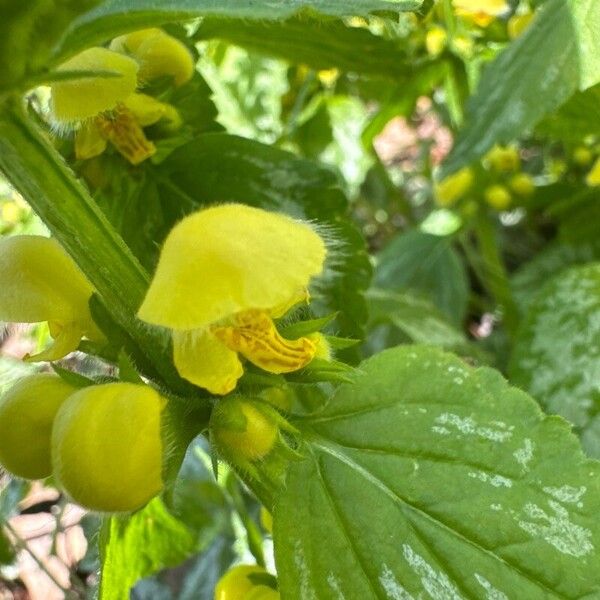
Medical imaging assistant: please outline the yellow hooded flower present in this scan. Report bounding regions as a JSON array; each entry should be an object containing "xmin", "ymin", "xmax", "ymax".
[
  {"xmin": 50, "ymin": 33, "xmax": 186, "ymax": 165},
  {"xmin": 453, "ymin": 0, "xmax": 509, "ymax": 27},
  {"xmin": 138, "ymin": 204, "xmax": 327, "ymax": 395},
  {"xmin": 215, "ymin": 565, "xmax": 279, "ymax": 600},
  {"xmin": 0, "ymin": 236, "xmax": 102, "ymax": 361}
]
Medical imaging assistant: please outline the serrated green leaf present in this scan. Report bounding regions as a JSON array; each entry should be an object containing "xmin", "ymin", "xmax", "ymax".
[
  {"xmin": 509, "ymin": 264, "xmax": 600, "ymax": 458},
  {"xmin": 274, "ymin": 345, "xmax": 600, "ymax": 598},
  {"xmin": 196, "ymin": 16, "xmax": 411, "ymax": 79},
  {"xmin": 55, "ymin": 0, "xmax": 422, "ymax": 62},
  {"xmin": 374, "ymin": 230, "xmax": 469, "ymax": 325},
  {"xmin": 99, "ymin": 498, "xmax": 197, "ymax": 600},
  {"xmin": 442, "ymin": 0, "xmax": 600, "ymax": 177}
]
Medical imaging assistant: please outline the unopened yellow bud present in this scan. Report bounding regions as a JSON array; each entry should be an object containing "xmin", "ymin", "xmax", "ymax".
[
  {"xmin": 509, "ymin": 173, "xmax": 535, "ymax": 197},
  {"xmin": 215, "ymin": 565, "xmax": 278, "ymax": 600},
  {"xmin": 485, "ymin": 145, "xmax": 520, "ymax": 172},
  {"xmin": 573, "ymin": 146, "xmax": 593, "ymax": 166},
  {"xmin": 0, "ymin": 375, "xmax": 76, "ymax": 480},
  {"xmin": 586, "ymin": 157, "xmax": 600, "ymax": 186},
  {"xmin": 452, "ymin": 35, "xmax": 474, "ymax": 58},
  {"xmin": 507, "ymin": 12, "xmax": 534, "ymax": 39},
  {"xmin": 484, "ymin": 184, "xmax": 512, "ymax": 210},
  {"xmin": 112, "ymin": 28, "xmax": 194, "ymax": 87},
  {"xmin": 0, "ymin": 236, "xmax": 101, "ymax": 361},
  {"xmin": 51, "ymin": 48, "xmax": 138, "ymax": 123},
  {"xmin": 434, "ymin": 167, "xmax": 474, "ymax": 207},
  {"xmin": 1, "ymin": 201, "xmax": 21, "ymax": 225},
  {"xmin": 211, "ymin": 398, "xmax": 278, "ymax": 462},
  {"xmin": 52, "ymin": 383, "xmax": 166, "ymax": 512},
  {"xmin": 426, "ymin": 26, "xmax": 448, "ymax": 57}
]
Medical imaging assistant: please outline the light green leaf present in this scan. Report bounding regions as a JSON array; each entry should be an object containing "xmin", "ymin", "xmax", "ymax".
[
  {"xmin": 442, "ymin": 0, "xmax": 600, "ymax": 176},
  {"xmin": 274, "ymin": 345, "xmax": 600, "ymax": 598},
  {"xmin": 374, "ymin": 229, "xmax": 469, "ymax": 325},
  {"xmin": 509, "ymin": 264, "xmax": 600, "ymax": 458},
  {"xmin": 99, "ymin": 498, "xmax": 196, "ymax": 600},
  {"xmin": 55, "ymin": 0, "xmax": 421, "ymax": 62},
  {"xmin": 196, "ymin": 16, "xmax": 411, "ymax": 79}
]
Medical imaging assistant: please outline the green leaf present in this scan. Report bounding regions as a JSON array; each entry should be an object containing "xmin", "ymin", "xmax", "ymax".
[
  {"xmin": 99, "ymin": 498, "xmax": 197, "ymax": 600},
  {"xmin": 274, "ymin": 345, "xmax": 600, "ymax": 598},
  {"xmin": 55, "ymin": 0, "xmax": 422, "ymax": 62},
  {"xmin": 509, "ymin": 264, "xmax": 600, "ymax": 458},
  {"xmin": 157, "ymin": 133, "xmax": 371, "ymax": 346},
  {"xmin": 0, "ymin": 528, "xmax": 14, "ymax": 566},
  {"xmin": 511, "ymin": 240, "xmax": 600, "ymax": 314},
  {"xmin": 0, "ymin": 479, "xmax": 29, "ymax": 522},
  {"xmin": 196, "ymin": 16, "xmax": 411, "ymax": 79},
  {"xmin": 442, "ymin": 0, "xmax": 600, "ymax": 176},
  {"xmin": 374, "ymin": 230, "xmax": 469, "ymax": 325},
  {"xmin": 536, "ymin": 83, "xmax": 600, "ymax": 142}
]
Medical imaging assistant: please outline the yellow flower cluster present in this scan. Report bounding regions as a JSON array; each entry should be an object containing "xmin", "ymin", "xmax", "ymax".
[
  {"xmin": 50, "ymin": 28, "xmax": 194, "ymax": 165},
  {"xmin": 0, "ymin": 376, "xmax": 165, "ymax": 512}
]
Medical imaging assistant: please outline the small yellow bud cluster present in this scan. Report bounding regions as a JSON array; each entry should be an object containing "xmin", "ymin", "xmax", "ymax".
[
  {"xmin": 569, "ymin": 143, "xmax": 600, "ymax": 187},
  {"xmin": 0, "ymin": 377, "xmax": 165, "ymax": 513},
  {"xmin": 433, "ymin": 144, "xmax": 535, "ymax": 214},
  {"xmin": 215, "ymin": 565, "xmax": 280, "ymax": 600},
  {"xmin": 50, "ymin": 28, "xmax": 194, "ymax": 165}
]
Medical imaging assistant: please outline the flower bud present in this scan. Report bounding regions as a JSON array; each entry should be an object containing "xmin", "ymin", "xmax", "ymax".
[
  {"xmin": 434, "ymin": 167, "xmax": 474, "ymax": 207},
  {"xmin": 51, "ymin": 383, "xmax": 166, "ymax": 512},
  {"xmin": 211, "ymin": 398, "xmax": 278, "ymax": 462},
  {"xmin": 0, "ymin": 375, "xmax": 76, "ymax": 480},
  {"xmin": 484, "ymin": 145, "xmax": 520, "ymax": 173},
  {"xmin": 111, "ymin": 28, "xmax": 194, "ymax": 87},
  {"xmin": 425, "ymin": 26, "xmax": 447, "ymax": 57},
  {"xmin": 508, "ymin": 173, "xmax": 535, "ymax": 198},
  {"xmin": 215, "ymin": 565, "xmax": 279, "ymax": 600},
  {"xmin": 586, "ymin": 158, "xmax": 600, "ymax": 187},
  {"xmin": 51, "ymin": 48, "xmax": 138, "ymax": 123},
  {"xmin": 484, "ymin": 184, "xmax": 512, "ymax": 210},
  {"xmin": 573, "ymin": 146, "xmax": 593, "ymax": 167}
]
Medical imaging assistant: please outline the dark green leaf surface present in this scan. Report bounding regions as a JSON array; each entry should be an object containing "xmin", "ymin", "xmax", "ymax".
[
  {"xmin": 442, "ymin": 0, "xmax": 600, "ymax": 176},
  {"xmin": 374, "ymin": 230, "xmax": 468, "ymax": 325},
  {"xmin": 196, "ymin": 17, "xmax": 411, "ymax": 79},
  {"xmin": 509, "ymin": 264, "xmax": 600, "ymax": 458},
  {"xmin": 55, "ymin": 0, "xmax": 421, "ymax": 62},
  {"xmin": 275, "ymin": 346, "xmax": 600, "ymax": 599}
]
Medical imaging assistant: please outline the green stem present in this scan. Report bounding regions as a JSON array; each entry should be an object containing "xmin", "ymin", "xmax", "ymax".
[
  {"xmin": 0, "ymin": 98, "xmax": 205, "ymax": 400},
  {"xmin": 473, "ymin": 212, "xmax": 519, "ymax": 338}
]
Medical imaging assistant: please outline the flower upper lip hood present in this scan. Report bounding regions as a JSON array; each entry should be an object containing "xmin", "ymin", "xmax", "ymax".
[{"xmin": 137, "ymin": 203, "xmax": 327, "ymax": 331}]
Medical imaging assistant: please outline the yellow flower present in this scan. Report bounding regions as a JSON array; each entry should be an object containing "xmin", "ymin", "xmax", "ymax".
[
  {"xmin": 434, "ymin": 167, "xmax": 474, "ymax": 207},
  {"xmin": 50, "ymin": 37, "xmax": 185, "ymax": 165},
  {"xmin": 586, "ymin": 157, "xmax": 600, "ymax": 186},
  {"xmin": 0, "ymin": 236, "xmax": 102, "ymax": 361},
  {"xmin": 484, "ymin": 145, "xmax": 520, "ymax": 172},
  {"xmin": 426, "ymin": 26, "xmax": 448, "ymax": 57},
  {"xmin": 138, "ymin": 204, "xmax": 327, "ymax": 395},
  {"xmin": 453, "ymin": 0, "xmax": 509, "ymax": 27},
  {"xmin": 110, "ymin": 28, "xmax": 195, "ymax": 87},
  {"xmin": 484, "ymin": 184, "xmax": 512, "ymax": 210}
]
